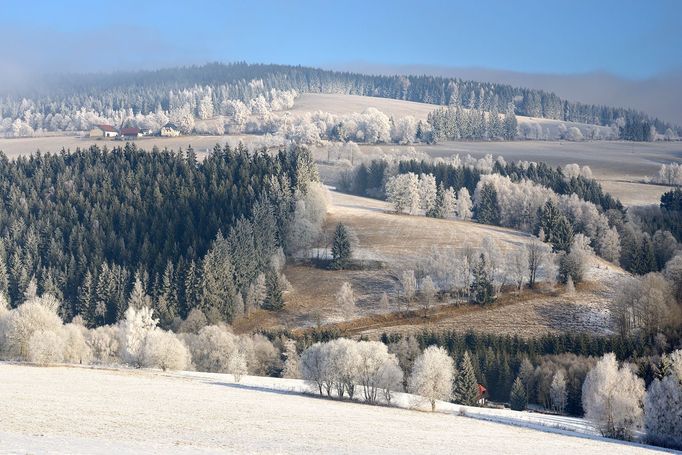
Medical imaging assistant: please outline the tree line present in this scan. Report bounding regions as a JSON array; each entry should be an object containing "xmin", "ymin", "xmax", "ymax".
[{"xmin": 2, "ymin": 62, "xmax": 675, "ymax": 139}]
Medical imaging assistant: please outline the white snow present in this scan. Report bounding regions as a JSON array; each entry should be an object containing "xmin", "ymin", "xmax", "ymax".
[{"xmin": 0, "ymin": 362, "xmax": 668, "ymax": 454}]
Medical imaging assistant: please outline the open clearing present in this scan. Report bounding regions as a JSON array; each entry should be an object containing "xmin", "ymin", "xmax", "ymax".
[
  {"xmin": 236, "ymin": 191, "xmax": 627, "ymax": 337},
  {"xmin": 0, "ymin": 363, "xmax": 661, "ymax": 454}
]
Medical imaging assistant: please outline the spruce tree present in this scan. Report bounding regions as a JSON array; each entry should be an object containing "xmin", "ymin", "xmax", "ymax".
[
  {"xmin": 553, "ymin": 216, "xmax": 574, "ymax": 253},
  {"xmin": 510, "ymin": 377, "xmax": 528, "ymax": 411},
  {"xmin": 263, "ymin": 269, "xmax": 284, "ymax": 310},
  {"xmin": 475, "ymin": 183, "xmax": 500, "ymax": 225},
  {"xmin": 0, "ymin": 256, "xmax": 9, "ymax": 302},
  {"xmin": 453, "ymin": 351, "xmax": 480, "ymax": 406},
  {"xmin": 470, "ymin": 254, "xmax": 495, "ymax": 305},
  {"xmin": 331, "ymin": 223, "xmax": 352, "ymax": 269},
  {"xmin": 77, "ymin": 270, "xmax": 95, "ymax": 326}
]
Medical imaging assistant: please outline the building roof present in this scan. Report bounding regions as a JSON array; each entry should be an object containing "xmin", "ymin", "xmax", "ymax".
[
  {"xmin": 120, "ymin": 127, "xmax": 141, "ymax": 136},
  {"xmin": 163, "ymin": 123, "xmax": 179, "ymax": 130},
  {"xmin": 96, "ymin": 124, "xmax": 117, "ymax": 132}
]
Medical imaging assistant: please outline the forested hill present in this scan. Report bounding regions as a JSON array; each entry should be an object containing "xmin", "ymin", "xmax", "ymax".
[
  {"xmin": 1, "ymin": 62, "xmax": 675, "ymax": 136},
  {"xmin": 0, "ymin": 143, "xmax": 321, "ymax": 327}
]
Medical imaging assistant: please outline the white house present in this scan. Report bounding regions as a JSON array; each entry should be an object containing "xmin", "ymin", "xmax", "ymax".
[{"xmin": 160, "ymin": 123, "xmax": 180, "ymax": 137}]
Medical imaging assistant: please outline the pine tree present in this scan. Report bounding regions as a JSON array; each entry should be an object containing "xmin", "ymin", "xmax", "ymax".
[
  {"xmin": 475, "ymin": 183, "xmax": 500, "ymax": 225},
  {"xmin": 470, "ymin": 254, "xmax": 495, "ymax": 305},
  {"xmin": 453, "ymin": 351, "xmax": 480, "ymax": 406},
  {"xmin": 156, "ymin": 261, "xmax": 178, "ymax": 325},
  {"xmin": 553, "ymin": 216, "xmax": 574, "ymax": 253},
  {"xmin": 510, "ymin": 377, "xmax": 528, "ymax": 411},
  {"xmin": 77, "ymin": 270, "xmax": 95, "ymax": 326},
  {"xmin": 263, "ymin": 269, "xmax": 284, "ymax": 310},
  {"xmin": 538, "ymin": 200, "xmax": 561, "ymax": 242},
  {"xmin": 202, "ymin": 236, "xmax": 237, "ymax": 321},
  {"xmin": 128, "ymin": 276, "xmax": 152, "ymax": 310},
  {"xmin": 0, "ymin": 255, "xmax": 9, "ymax": 301},
  {"xmin": 183, "ymin": 260, "xmax": 202, "ymax": 315},
  {"xmin": 331, "ymin": 223, "xmax": 352, "ymax": 269}
]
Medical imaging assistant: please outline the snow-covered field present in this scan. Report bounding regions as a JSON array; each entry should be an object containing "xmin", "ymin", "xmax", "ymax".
[{"xmin": 0, "ymin": 363, "xmax": 665, "ymax": 454}]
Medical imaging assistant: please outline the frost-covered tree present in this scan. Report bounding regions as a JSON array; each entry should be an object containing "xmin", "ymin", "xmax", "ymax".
[
  {"xmin": 420, "ymin": 275, "xmax": 437, "ymax": 315},
  {"xmin": 509, "ymin": 248, "xmax": 529, "ymax": 292},
  {"xmin": 142, "ymin": 329, "xmax": 190, "ymax": 371},
  {"xmin": 185, "ymin": 325, "xmax": 238, "ymax": 373},
  {"xmin": 378, "ymin": 356, "xmax": 404, "ymax": 403},
  {"xmin": 356, "ymin": 341, "xmax": 400, "ymax": 404},
  {"xmin": 582, "ymin": 353, "xmax": 645, "ymax": 440},
  {"xmin": 644, "ymin": 349, "xmax": 682, "ymax": 449},
  {"xmin": 613, "ymin": 273, "xmax": 680, "ymax": 337},
  {"xmin": 336, "ymin": 282, "xmax": 356, "ymax": 320},
  {"xmin": 400, "ymin": 270, "xmax": 417, "ymax": 309},
  {"xmin": 438, "ymin": 186, "xmax": 457, "ymax": 219},
  {"xmin": 324, "ymin": 338, "xmax": 361, "ymax": 398},
  {"xmin": 61, "ymin": 323, "xmax": 92, "ymax": 364},
  {"xmin": 419, "ymin": 173, "xmax": 437, "ymax": 213},
  {"xmin": 550, "ymin": 369, "xmax": 568, "ymax": 413},
  {"xmin": 388, "ymin": 335, "xmax": 421, "ymax": 389},
  {"xmin": 385, "ymin": 173, "xmax": 421, "ymax": 215},
  {"xmin": 301, "ymin": 342, "xmax": 326, "ymax": 395},
  {"xmin": 88, "ymin": 325, "xmax": 119, "ymax": 364},
  {"xmin": 455, "ymin": 187, "xmax": 473, "ymax": 221},
  {"xmin": 118, "ymin": 306, "xmax": 158, "ymax": 367},
  {"xmin": 596, "ymin": 227, "xmax": 621, "ymax": 263},
  {"xmin": 28, "ymin": 329, "xmax": 64, "ymax": 366},
  {"xmin": 408, "ymin": 345, "xmax": 454, "ymax": 411},
  {"xmin": 527, "ymin": 237, "xmax": 550, "ymax": 288},
  {"xmin": 281, "ymin": 337, "xmax": 300, "ymax": 379},
  {"xmin": 2, "ymin": 298, "xmax": 63, "ymax": 359}
]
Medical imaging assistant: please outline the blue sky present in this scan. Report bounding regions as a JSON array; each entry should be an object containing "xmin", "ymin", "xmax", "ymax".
[{"xmin": 1, "ymin": 0, "xmax": 681, "ymax": 78}]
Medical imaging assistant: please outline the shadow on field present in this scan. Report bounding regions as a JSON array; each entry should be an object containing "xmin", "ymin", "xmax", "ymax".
[{"xmin": 209, "ymin": 381, "xmax": 300, "ymax": 397}]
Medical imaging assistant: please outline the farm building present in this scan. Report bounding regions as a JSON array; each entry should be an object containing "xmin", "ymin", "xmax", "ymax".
[
  {"xmin": 120, "ymin": 127, "xmax": 141, "ymax": 139},
  {"xmin": 89, "ymin": 124, "xmax": 118, "ymax": 138},
  {"xmin": 160, "ymin": 123, "xmax": 180, "ymax": 137}
]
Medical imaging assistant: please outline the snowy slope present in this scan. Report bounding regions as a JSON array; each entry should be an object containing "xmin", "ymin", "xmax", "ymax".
[{"xmin": 0, "ymin": 363, "xmax": 668, "ymax": 454}]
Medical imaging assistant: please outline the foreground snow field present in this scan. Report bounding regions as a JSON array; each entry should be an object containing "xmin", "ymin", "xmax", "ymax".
[{"xmin": 0, "ymin": 363, "xmax": 666, "ymax": 454}]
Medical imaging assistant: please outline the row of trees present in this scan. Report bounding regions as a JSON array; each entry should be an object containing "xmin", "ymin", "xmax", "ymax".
[
  {"xmin": 300, "ymin": 333, "xmax": 682, "ymax": 448},
  {"xmin": 427, "ymin": 105, "xmax": 517, "ymax": 142},
  {"xmin": 0, "ymin": 144, "xmax": 324, "ymax": 326},
  {"xmin": 2, "ymin": 62, "xmax": 674, "ymax": 138},
  {"xmin": 345, "ymin": 157, "xmax": 621, "ymax": 213},
  {"xmin": 0, "ymin": 290, "xmax": 298, "ymax": 378}
]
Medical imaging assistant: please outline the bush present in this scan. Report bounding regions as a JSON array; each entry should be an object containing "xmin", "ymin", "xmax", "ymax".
[
  {"xmin": 142, "ymin": 329, "xmax": 191, "ymax": 371},
  {"xmin": 28, "ymin": 330, "xmax": 65, "ymax": 366}
]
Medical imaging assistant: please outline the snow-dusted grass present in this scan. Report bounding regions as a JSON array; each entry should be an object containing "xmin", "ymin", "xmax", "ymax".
[{"xmin": 0, "ymin": 362, "xmax": 667, "ymax": 454}]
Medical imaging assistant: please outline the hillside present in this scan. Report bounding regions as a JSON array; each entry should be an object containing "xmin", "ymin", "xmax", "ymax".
[
  {"xmin": 235, "ymin": 191, "xmax": 627, "ymax": 336},
  {"xmin": 290, "ymin": 93, "xmax": 616, "ymax": 139},
  {"xmin": 0, "ymin": 363, "xmax": 660, "ymax": 454}
]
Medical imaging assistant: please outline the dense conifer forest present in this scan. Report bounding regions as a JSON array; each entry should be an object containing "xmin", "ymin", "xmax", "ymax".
[{"xmin": 0, "ymin": 143, "xmax": 319, "ymax": 326}]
